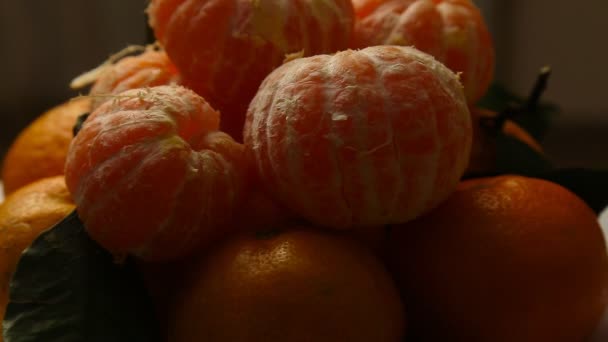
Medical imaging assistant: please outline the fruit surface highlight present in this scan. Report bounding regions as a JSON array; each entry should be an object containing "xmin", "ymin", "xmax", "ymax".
[
  {"xmin": 388, "ymin": 175, "xmax": 608, "ymax": 341},
  {"xmin": 1, "ymin": 97, "xmax": 91, "ymax": 195},
  {"xmin": 169, "ymin": 227, "xmax": 405, "ymax": 342}
]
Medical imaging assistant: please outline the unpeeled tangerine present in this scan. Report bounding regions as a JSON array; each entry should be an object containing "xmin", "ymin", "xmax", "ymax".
[
  {"xmin": 64, "ymin": 85, "xmax": 246, "ymax": 261},
  {"xmin": 244, "ymin": 45, "xmax": 472, "ymax": 228}
]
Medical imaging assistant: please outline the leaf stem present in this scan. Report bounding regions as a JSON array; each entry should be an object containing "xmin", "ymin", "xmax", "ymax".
[
  {"xmin": 492, "ymin": 66, "xmax": 552, "ymax": 130},
  {"xmin": 525, "ymin": 65, "xmax": 552, "ymax": 111}
]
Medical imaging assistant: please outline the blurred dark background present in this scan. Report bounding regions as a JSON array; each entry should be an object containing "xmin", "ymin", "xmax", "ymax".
[
  {"xmin": 1, "ymin": 0, "xmax": 607, "ymax": 168},
  {"xmin": 0, "ymin": 1, "xmax": 149, "ymax": 158},
  {"xmin": 477, "ymin": 0, "xmax": 608, "ymax": 169}
]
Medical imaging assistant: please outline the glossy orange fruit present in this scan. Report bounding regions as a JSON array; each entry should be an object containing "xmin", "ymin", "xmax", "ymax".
[
  {"xmin": 352, "ymin": 0, "xmax": 495, "ymax": 103},
  {"xmin": 168, "ymin": 227, "xmax": 405, "ymax": 341},
  {"xmin": 388, "ymin": 175, "xmax": 608, "ymax": 341},
  {"xmin": 89, "ymin": 48, "xmax": 181, "ymax": 111},
  {"xmin": 0, "ymin": 176, "xmax": 75, "ymax": 341},
  {"xmin": 64, "ymin": 85, "xmax": 247, "ymax": 261},
  {"xmin": 244, "ymin": 45, "xmax": 472, "ymax": 228},
  {"xmin": 147, "ymin": 0, "xmax": 355, "ymax": 141},
  {"xmin": 1, "ymin": 97, "xmax": 91, "ymax": 195}
]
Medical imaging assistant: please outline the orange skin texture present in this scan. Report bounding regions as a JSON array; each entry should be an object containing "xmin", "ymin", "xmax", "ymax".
[
  {"xmin": 467, "ymin": 107, "xmax": 543, "ymax": 174},
  {"xmin": 352, "ymin": 0, "xmax": 495, "ymax": 103},
  {"xmin": 244, "ymin": 45, "xmax": 472, "ymax": 228},
  {"xmin": 147, "ymin": 0, "xmax": 355, "ymax": 141},
  {"xmin": 0, "ymin": 176, "xmax": 75, "ymax": 341},
  {"xmin": 168, "ymin": 227, "xmax": 405, "ymax": 342},
  {"xmin": 387, "ymin": 175, "xmax": 608, "ymax": 341},
  {"xmin": 141, "ymin": 187, "xmax": 297, "ymax": 338},
  {"xmin": 89, "ymin": 48, "xmax": 181, "ymax": 111},
  {"xmin": 1, "ymin": 97, "xmax": 91, "ymax": 195},
  {"xmin": 64, "ymin": 85, "xmax": 247, "ymax": 261}
]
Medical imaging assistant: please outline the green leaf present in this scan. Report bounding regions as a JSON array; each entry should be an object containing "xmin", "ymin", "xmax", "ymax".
[
  {"xmin": 477, "ymin": 83, "xmax": 560, "ymax": 142},
  {"xmin": 494, "ymin": 131, "xmax": 554, "ymax": 175},
  {"xmin": 463, "ymin": 129, "xmax": 554, "ymax": 180},
  {"xmin": 3, "ymin": 211, "xmax": 160, "ymax": 342},
  {"xmin": 476, "ymin": 83, "xmax": 522, "ymax": 112},
  {"xmin": 533, "ymin": 168, "xmax": 608, "ymax": 214}
]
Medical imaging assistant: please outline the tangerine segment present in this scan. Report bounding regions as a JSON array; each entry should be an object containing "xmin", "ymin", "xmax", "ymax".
[
  {"xmin": 388, "ymin": 175, "xmax": 608, "ymax": 341},
  {"xmin": 244, "ymin": 46, "xmax": 472, "ymax": 228},
  {"xmin": 64, "ymin": 85, "xmax": 245, "ymax": 261},
  {"xmin": 147, "ymin": 0, "xmax": 355, "ymax": 141},
  {"xmin": 168, "ymin": 227, "xmax": 405, "ymax": 341},
  {"xmin": 352, "ymin": 0, "xmax": 494, "ymax": 103},
  {"xmin": 89, "ymin": 48, "xmax": 181, "ymax": 111}
]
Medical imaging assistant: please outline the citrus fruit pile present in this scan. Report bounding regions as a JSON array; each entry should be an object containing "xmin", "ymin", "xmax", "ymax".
[{"xmin": 1, "ymin": 0, "xmax": 608, "ymax": 341}]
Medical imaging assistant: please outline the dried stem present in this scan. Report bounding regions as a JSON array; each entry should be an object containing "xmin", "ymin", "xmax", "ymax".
[
  {"xmin": 489, "ymin": 65, "xmax": 552, "ymax": 131},
  {"xmin": 526, "ymin": 65, "xmax": 552, "ymax": 111}
]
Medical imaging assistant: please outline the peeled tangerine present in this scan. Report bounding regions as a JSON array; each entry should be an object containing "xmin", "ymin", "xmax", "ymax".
[
  {"xmin": 64, "ymin": 85, "xmax": 246, "ymax": 261},
  {"xmin": 352, "ymin": 0, "xmax": 495, "ymax": 103},
  {"xmin": 147, "ymin": 0, "xmax": 355, "ymax": 140},
  {"xmin": 89, "ymin": 48, "xmax": 181, "ymax": 111},
  {"xmin": 244, "ymin": 45, "xmax": 472, "ymax": 228}
]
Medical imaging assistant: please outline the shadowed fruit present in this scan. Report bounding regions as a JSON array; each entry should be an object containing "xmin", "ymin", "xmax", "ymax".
[
  {"xmin": 64, "ymin": 85, "xmax": 247, "ymax": 261},
  {"xmin": 467, "ymin": 107, "xmax": 543, "ymax": 174},
  {"xmin": 352, "ymin": 0, "xmax": 495, "ymax": 103},
  {"xmin": 147, "ymin": 0, "xmax": 355, "ymax": 141},
  {"xmin": 138, "ymin": 258, "xmax": 196, "ymax": 341},
  {"xmin": 0, "ymin": 176, "xmax": 75, "ymax": 341},
  {"xmin": 89, "ymin": 48, "xmax": 181, "ymax": 111},
  {"xmin": 231, "ymin": 188, "xmax": 295, "ymax": 232},
  {"xmin": 351, "ymin": 225, "xmax": 390, "ymax": 258},
  {"xmin": 168, "ymin": 227, "xmax": 405, "ymax": 342},
  {"xmin": 1, "ymin": 97, "xmax": 91, "ymax": 196},
  {"xmin": 244, "ymin": 45, "xmax": 472, "ymax": 228},
  {"xmin": 388, "ymin": 175, "xmax": 608, "ymax": 341}
]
